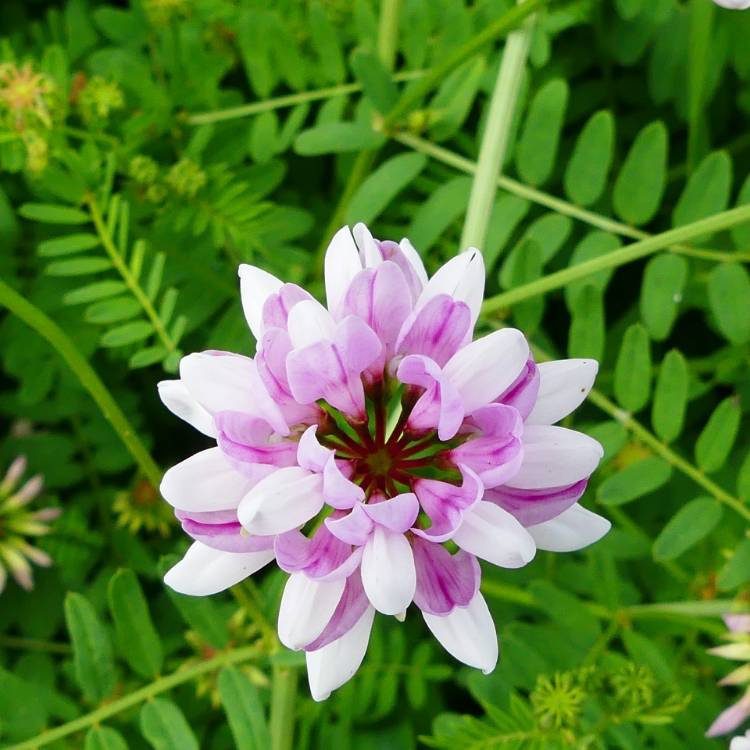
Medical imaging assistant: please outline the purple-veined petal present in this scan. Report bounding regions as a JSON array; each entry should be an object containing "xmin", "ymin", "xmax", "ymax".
[
  {"xmin": 262, "ymin": 283, "xmax": 312, "ymax": 331},
  {"xmin": 164, "ymin": 541, "xmax": 274, "ymax": 596},
  {"xmin": 526, "ymin": 503, "xmax": 610, "ymax": 552},
  {"xmin": 216, "ymin": 412, "xmax": 298, "ymax": 467},
  {"xmin": 496, "ymin": 358, "xmax": 539, "ymax": 420},
  {"xmin": 176, "ymin": 509, "xmax": 275, "ymax": 553},
  {"xmin": 397, "ymin": 295, "xmax": 471, "ymax": 367},
  {"xmin": 157, "ymin": 380, "xmax": 216, "ymax": 437},
  {"xmin": 397, "ymin": 354, "xmax": 464, "ymax": 440},
  {"xmin": 449, "ymin": 435, "xmax": 524, "ymax": 489},
  {"xmin": 238, "ymin": 467, "xmax": 324, "ymax": 535},
  {"xmin": 484, "ymin": 479, "xmax": 588, "ymax": 526},
  {"xmin": 305, "ymin": 570, "xmax": 370, "ymax": 650},
  {"xmin": 306, "ymin": 604, "xmax": 375, "ymax": 701},
  {"xmin": 422, "ymin": 591, "xmax": 498, "ymax": 674},
  {"xmin": 278, "ymin": 572, "xmax": 346, "ymax": 650},
  {"xmin": 238, "ymin": 264, "xmax": 284, "ymax": 342},
  {"xmin": 507, "ymin": 425, "xmax": 603, "ymax": 490},
  {"xmin": 724, "ymin": 615, "xmax": 750, "ymax": 634},
  {"xmin": 465, "ymin": 403, "xmax": 524, "ymax": 438},
  {"xmin": 275, "ymin": 524, "xmax": 358, "ymax": 580},
  {"xmin": 334, "ymin": 315, "xmax": 384, "ymax": 374},
  {"xmin": 340, "ymin": 262, "xmax": 412, "ymax": 358},
  {"xmin": 353, "ymin": 222, "xmax": 383, "ymax": 266},
  {"xmin": 412, "ymin": 537, "xmax": 480, "ymax": 615},
  {"xmin": 412, "ymin": 466, "xmax": 483, "ymax": 542},
  {"xmin": 417, "ymin": 249, "xmax": 485, "ymax": 329},
  {"xmin": 323, "ymin": 455, "xmax": 365, "ymax": 509},
  {"xmin": 706, "ymin": 691, "xmax": 750, "ymax": 737},
  {"xmin": 397, "ymin": 238, "xmax": 429, "ymax": 289},
  {"xmin": 287, "ymin": 299, "xmax": 337, "ymax": 349},
  {"xmin": 443, "ymin": 328, "xmax": 529, "ymax": 414},
  {"xmin": 180, "ymin": 351, "xmax": 289, "ymax": 436},
  {"xmin": 361, "ymin": 526, "xmax": 416, "ymax": 615},
  {"xmin": 363, "ymin": 492, "xmax": 419, "ymax": 533},
  {"xmin": 526, "ymin": 359, "xmax": 598, "ymax": 425},
  {"xmin": 452, "ymin": 501, "xmax": 536, "ymax": 568},
  {"xmin": 325, "ymin": 226, "xmax": 362, "ymax": 315},
  {"xmin": 326, "ymin": 503, "xmax": 374, "ymax": 546},
  {"xmin": 160, "ymin": 447, "xmax": 257, "ymax": 512},
  {"xmin": 297, "ymin": 425, "xmax": 333, "ymax": 473}
]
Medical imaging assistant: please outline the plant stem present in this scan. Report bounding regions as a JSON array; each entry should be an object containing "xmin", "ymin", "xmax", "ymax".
[
  {"xmin": 460, "ymin": 1, "xmax": 534, "ymax": 252},
  {"xmin": 586, "ymin": 389, "xmax": 750, "ymax": 523},
  {"xmin": 269, "ymin": 663, "xmax": 299, "ymax": 750},
  {"xmin": 87, "ymin": 194, "xmax": 179, "ymax": 356},
  {"xmin": 482, "ymin": 203, "xmax": 750, "ymax": 313},
  {"xmin": 0, "ymin": 278, "xmax": 162, "ymax": 487},
  {"xmin": 396, "ymin": 131, "xmax": 750, "ymax": 263},
  {"xmin": 0, "ymin": 635, "xmax": 71, "ymax": 654},
  {"xmin": 382, "ymin": 0, "xmax": 549, "ymax": 130},
  {"xmin": 5, "ymin": 646, "xmax": 259, "ymax": 750},
  {"xmin": 186, "ymin": 71, "xmax": 424, "ymax": 125},
  {"xmin": 377, "ymin": 0, "xmax": 402, "ymax": 69}
]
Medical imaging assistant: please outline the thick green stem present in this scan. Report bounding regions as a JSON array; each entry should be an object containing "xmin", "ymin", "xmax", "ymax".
[
  {"xmin": 269, "ymin": 664, "xmax": 299, "ymax": 750},
  {"xmin": 0, "ymin": 278, "xmax": 162, "ymax": 487},
  {"xmin": 460, "ymin": 2, "xmax": 534, "ymax": 252},
  {"xmin": 397, "ymin": 131, "xmax": 750, "ymax": 263},
  {"xmin": 382, "ymin": 0, "xmax": 549, "ymax": 129},
  {"xmin": 482, "ymin": 203, "xmax": 750, "ymax": 313},
  {"xmin": 377, "ymin": 0, "xmax": 402, "ymax": 69},
  {"xmin": 5, "ymin": 646, "xmax": 259, "ymax": 750}
]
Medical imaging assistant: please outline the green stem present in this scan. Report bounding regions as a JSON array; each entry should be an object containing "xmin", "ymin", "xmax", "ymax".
[
  {"xmin": 186, "ymin": 71, "xmax": 424, "ymax": 125},
  {"xmin": 0, "ymin": 278, "xmax": 162, "ymax": 487},
  {"xmin": 5, "ymin": 646, "xmax": 258, "ymax": 750},
  {"xmin": 377, "ymin": 0, "xmax": 402, "ymax": 69},
  {"xmin": 482, "ymin": 203, "xmax": 750, "ymax": 313},
  {"xmin": 586, "ymin": 388, "xmax": 750, "ymax": 523},
  {"xmin": 87, "ymin": 194, "xmax": 178, "ymax": 356},
  {"xmin": 382, "ymin": 0, "xmax": 550, "ymax": 129},
  {"xmin": 460, "ymin": 2, "xmax": 534, "ymax": 251},
  {"xmin": 0, "ymin": 635, "xmax": 71, "ymax": 654},
  {"xmin": 687, "ymin": 0, "xmax": 714, "ymax": 171},
  {"xmin": 396, "ymin": 132, "xmax": 750, "ymax": 263},
  {"xmin": 269, "ymin": 663, "xmax": 299, "ymax": 750}
]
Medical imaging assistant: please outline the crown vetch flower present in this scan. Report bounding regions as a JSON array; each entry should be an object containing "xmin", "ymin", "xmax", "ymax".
[
  {"xmin": 707, "ymin": 614, "xmax": 750, "ymax": 738},
  {"xmin": 0, "ymin": 455, "xmax": 59, "ymax": 593},
  {"xmin": 159, "ymin": 224, "xmax": 609, "ymax": 700}
]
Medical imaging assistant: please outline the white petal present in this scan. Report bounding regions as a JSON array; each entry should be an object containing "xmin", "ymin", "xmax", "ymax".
[
  {"xmin": 526, "ymin": 359, "xmax": 598, "ymax": 425},
  {"xmin": 508, "ymin": 425, "xmax": 603, "ymax": 490},
  {"xmin": 353, "ymin": 222, "xmax": 382, "ymax": 267},
  {"xmin": 361, "ymin": 526, "xmax": 416, "ymax": 615},
  {"xmin": 527, "ymin": 504, "xmax": 611, "ymax": 552},
  {"xmin": 164, "ymin": 542, "xmax": 274, "ymax": 596},
  {"xmin": 157, "ymin": 379, "xmax": 217, "ymax": 438},
  {"xmin": 453, "ymin": 501, "xmax": 536, "ymax": 568},
  {"xmin": 398, "ymin": 238, "xmax": 429, "ymax": 288},
  {"xmin": 443, "ymin": 328, "xmax": 529, "ymax": 414},
  {"xmin": 160, "ymin": 447, "xmax": 255, "ymax": 511},
  {"xmin": 306, "ymin": 605, "xmax": 375, "ymax": 701},
  {"xmin": 179, "ymin": 352, "xmax": 256, "ymax": 415},
  {"xmin": 325, "ymin": 226, "xmax": 362, "ymax": 314},
  {"xmin": 278, "ymin": 573, "xmax": 346, "ymax": 650},
  {"xmin": 238, "ymin": 467, "xmax": 324, "ymax": 535},
  {"xmin": 286, "ymin": 299, "xmax": 337, "ymax": 349},
  {"xmin": 238, "ymin": 264, "xmax": 284, "ymax": 342},
  {"xmin": 423, "ymin": 592, "xmax": 498, "ymax": 673},
  {"xmin": 418, "ymin": 249, "xmax": 485, "ymax": 328},
  {"xmin": 730, "ymin": 737, "xmax": 750, "ymax": 750}
]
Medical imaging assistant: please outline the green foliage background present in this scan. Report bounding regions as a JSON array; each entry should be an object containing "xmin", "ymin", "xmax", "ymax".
[{"xmin": 1, "ymin": 0, "xmax": 750, "ymax": 748}]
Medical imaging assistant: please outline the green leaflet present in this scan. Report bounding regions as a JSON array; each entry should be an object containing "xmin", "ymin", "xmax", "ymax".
[
  {"xmin": 140, "ymin": 698, "xmax": 199, "ymax": 750},
  {"xmin": 613, "ymin": 323, "xmax": 652, "ymax": 412},
  {"xmin": 85, "ymin": 726, "xmax": 129, "ymax": 750},
  {"xmin": 651, "ymin": 350, "xmax": 689, "ymax": 443},
  {"xmin": 612, "ymin": 121, "xmax": 668, "ymax": 226},
  {"xmin": 653, "ymin": 497, "xmax": 723, "ymax": 561},
  {"xmin": 108, "ymin": 569, "xmax": 163, "ymax": 679},
  {"xmin": 695, "ymin": 397, "xmax": 742, "ymax": 474},
  {"xmin": 563, "ymin": 110, "xmax": 615, "ymax": 207},
  {"xmin": 294, "ymin": 122, "xmax": 385, "ymax": 155},
  {"xmin": 598, "ymin": 456, "xmax": 672, "ymax": 506},
  {"xmin": 64, "ymin": 592, "xmax": 116, "ymax": 704},
  {"xmin": 708, "ymin": 263, "xmax": 750, "ymax": 344},
  {"xmin": 218, "ymin": 667, "xmax": 271, "ymax": 750},
  {"xmin": 639, "ymin": 254, "xmax": 688, "ymax": 340}
]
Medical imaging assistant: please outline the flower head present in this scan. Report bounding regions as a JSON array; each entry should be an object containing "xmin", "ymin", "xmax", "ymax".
[
  {"xmin": 707, "ymin": 614, "xmax": 750, "ymax": 737},
  {"xmin": 159, "ymin": 224, "xmax": 609, "ymax": 700},
  {"xmin": 0, "ymin": 62, "xmax": 54, "ymax": 130},
  {"xmin": 0, "ymin": 455, "xmax": 59, "ymax": 593}
]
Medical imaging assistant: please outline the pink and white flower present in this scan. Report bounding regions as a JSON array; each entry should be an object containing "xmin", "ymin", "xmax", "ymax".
[
  {"xmin": 158, "ymin": 224, "xmax": 609, "ymax": 700},
  {"xmin": 732, "ymin": 731, "xmax": 750, "ymax": 750},
  {"xmin": 707, "ymin": 614, "xmax": 750, "ymax": 738},
  {"xmin": 713, "ymin": 0, "xmax": 750, "ymax": 9}
]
